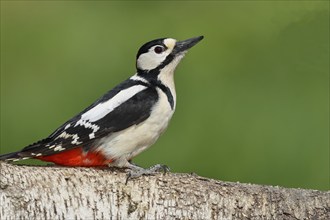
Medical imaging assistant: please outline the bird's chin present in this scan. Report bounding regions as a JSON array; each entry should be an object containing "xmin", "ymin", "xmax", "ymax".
[
  {"xmin": 163, "ymin": 53, "xmax": 186, "ymax": 74},
  {"xmin": 175, "ymin": 52, "xmax": 187, "ymax": 61},
  {"xmin": 178, "ymin": 51, "xmax": 187, "ymax": 56},
  {"xmin": 177, "ymin": 52, "xmax": 187, "ymax": 61}
]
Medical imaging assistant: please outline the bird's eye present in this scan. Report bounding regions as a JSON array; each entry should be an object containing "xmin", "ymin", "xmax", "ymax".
[{"xmin": 154, "ymin": 46, "xmax": 164, "ymax": 54}]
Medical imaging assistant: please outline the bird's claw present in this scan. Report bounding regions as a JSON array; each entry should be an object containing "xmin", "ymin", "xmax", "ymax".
[{"xmin": 125, "ymin": 164, "xmax": 170, "ymax": 184}]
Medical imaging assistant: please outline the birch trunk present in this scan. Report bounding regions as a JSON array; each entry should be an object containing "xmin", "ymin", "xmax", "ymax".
[{"xmin": 0, "ymin": 162, "xmax": 329, "ymax": 219}]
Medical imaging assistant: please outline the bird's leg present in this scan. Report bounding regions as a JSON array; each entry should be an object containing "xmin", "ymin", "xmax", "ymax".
[{"xmin": 125, "ymin": 162, "xmax": 170, "ymax": 183}]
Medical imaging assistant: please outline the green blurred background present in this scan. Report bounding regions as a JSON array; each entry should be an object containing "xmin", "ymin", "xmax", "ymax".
[{"xmin": 1, "ymin": 1, "xmax": 329, "ymax": 190}]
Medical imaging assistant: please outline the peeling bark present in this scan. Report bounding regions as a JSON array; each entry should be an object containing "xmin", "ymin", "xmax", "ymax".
[{"xmin": 0, "ymin": 162, "xmax": 329, "ymax": 219}]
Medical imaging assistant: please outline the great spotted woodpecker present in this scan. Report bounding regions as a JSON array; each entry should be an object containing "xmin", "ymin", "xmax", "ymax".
[{"xmin": 0, "ymin": 36, "xmax": 204, "ymax": 177}]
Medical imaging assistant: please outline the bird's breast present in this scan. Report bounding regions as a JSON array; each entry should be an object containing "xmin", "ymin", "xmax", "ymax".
[{"xmin": 96, "ymin": 87, "xmax": 175, "ymax": 165}]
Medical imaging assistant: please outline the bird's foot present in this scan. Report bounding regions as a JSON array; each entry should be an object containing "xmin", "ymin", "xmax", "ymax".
[{"xmin": 125, "ymin": 163, "xmax": 170, "ymax": 184}]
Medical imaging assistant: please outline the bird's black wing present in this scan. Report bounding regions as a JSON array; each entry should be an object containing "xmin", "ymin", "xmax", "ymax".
[{"xmin": 17, "ymin": 80, "xmax": 158, "ymax": 157}]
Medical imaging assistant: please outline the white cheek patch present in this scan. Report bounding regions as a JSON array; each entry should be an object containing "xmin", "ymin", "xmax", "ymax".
[
  {"xmin": 137, "ymin": 38, "xmax": 177, "ymax": 71},
  {"xmin": 137, "ymin": 51, "xmax": 166, "ymax": 70}
]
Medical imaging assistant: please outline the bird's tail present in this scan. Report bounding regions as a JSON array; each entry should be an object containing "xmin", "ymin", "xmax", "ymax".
[
  {"xmin": 0, "ymin": 139, "xmax": 49, "ymax": 162},
  {"xmin": 0, "ymin": 151, "xmax": 28, "ymax": 162}
]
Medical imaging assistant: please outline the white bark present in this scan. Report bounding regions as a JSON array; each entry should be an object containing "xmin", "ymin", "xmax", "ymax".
[{"xmin": 0, "ymin": 162, "xmax": 329, "ymax": 220}]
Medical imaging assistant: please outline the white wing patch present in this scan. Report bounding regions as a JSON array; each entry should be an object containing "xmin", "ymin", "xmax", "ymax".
[
  {"xmin": 89, "ymin": 133, "xmax": 95, "ymax": 139},
  {"xmin": 64, "ymin": 123, "xmax": 71, "ymax": 130},
  {"xmin": 56, "ymin": 131, "xmax": 82, "ymax": 145},
  {"xmin": 79, "ymin": 85, "xmax": 147, "ymax": 122},
  {"xmin": 76, "ymin": 120, "xmax": 99, "ymax": 131},
  {"xmin": 54, "ymin": 145, "xmax": 66, "ymax": 151},
  {"xmin": 31, "ymin": 153, "xmax": 42, "ymax": 156}
]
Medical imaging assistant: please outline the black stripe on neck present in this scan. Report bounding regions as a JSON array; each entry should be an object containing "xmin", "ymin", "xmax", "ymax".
[
  {"xmin": 156, "ymin": 82, "xmax": 174, "ymax": 110},
  {"xmin": 132, "ymin": 75, "xmax": 174, "ymax": 110}
]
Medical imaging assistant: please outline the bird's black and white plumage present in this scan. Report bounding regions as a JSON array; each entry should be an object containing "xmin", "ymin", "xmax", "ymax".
[{"xmin": 0, "ymin": 36, "xmax": 204, "ymax": 170}]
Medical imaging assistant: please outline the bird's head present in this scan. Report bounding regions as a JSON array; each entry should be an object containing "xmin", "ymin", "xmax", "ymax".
[{"xmin": 136, "ymin": 36, "xmax": 204, "ymax": 76}]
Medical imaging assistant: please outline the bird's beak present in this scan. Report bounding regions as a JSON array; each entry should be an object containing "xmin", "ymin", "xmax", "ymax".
[{"xmin": 173, "ymin": 36, "xmax": 204, "ymax": 54}]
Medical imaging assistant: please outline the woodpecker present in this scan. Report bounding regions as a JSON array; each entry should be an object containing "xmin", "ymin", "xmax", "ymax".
[{"xmin": 0, "ymin": 36, "xmax": 204, "ymax": 177}]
